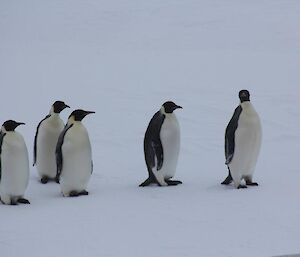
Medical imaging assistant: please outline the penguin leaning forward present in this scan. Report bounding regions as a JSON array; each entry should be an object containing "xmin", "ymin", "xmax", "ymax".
[
  {"xmin": 56, "ymin": 109, "xmax": 95, "ymax": 197},
  {"xmin": 0, "ymin": 120, "xmax": 30, "ymax": 205},
  {"xmin": 222, "ymin": 90, "xmax": 262, "ymax": 189},
  {"xmin": 140, "ymin": 101, "xmax": 182, "ymax": 187},
  {"xmin": 33, "ymin": 101, "xmax": 70, "ymax": 184}
]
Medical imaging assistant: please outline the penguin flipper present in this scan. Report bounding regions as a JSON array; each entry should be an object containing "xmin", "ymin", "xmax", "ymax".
[
  {"xmin": 33, "ymin": 115, "xmax": 50, "ymax": 166},
  {"xmin": 55, "ymin": 124, "xmax": 73, "ymax": 179},
  {"xmin": 144, "ymin": 111, "xmax": 165, "ymax": 178},
  {"xmin": 0, "ymin": 132, "xmax": 6, "ymax": 181},
  {"xmin": 225, "ymin": 105, "xmax": 242, "ymax": 164}
]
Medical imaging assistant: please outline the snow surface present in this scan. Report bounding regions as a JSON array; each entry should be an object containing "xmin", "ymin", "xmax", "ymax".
[{"xmin": 1, "ymin": 0, "xmax": 300, "ymax": 256}]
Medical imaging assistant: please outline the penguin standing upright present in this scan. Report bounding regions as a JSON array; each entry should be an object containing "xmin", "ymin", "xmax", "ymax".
[
  {"xmin": 0, "ymin": 120, "xmax": 30, "ymax": 205},
  {"xmin": 140, "ymin": 101, "xmax": 183, "ymax": 187},
  {"xmin": 33, "ymin": 101, "xmax": 70, "ymax": 184},
  {"xmin": 56, "ymin": 109, "xmax": 95, "ymax": 197},
  {"xmin": 222, "ymin": 90, "xmax": 262, "ymax": 189}
]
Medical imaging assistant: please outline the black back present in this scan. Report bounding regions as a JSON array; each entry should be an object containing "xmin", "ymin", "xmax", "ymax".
[
  {"xmin": 144, "ymin": 111, "xmax": 165, "ymax": 176},
  {"xmin": 33, "ymin": 115, "xmax": 50, "ymax": 166},
  {"xmin": 0, "ymin": 132, "xmax": 6, "ymax": 181},
  {"xmin": 225, "ymin": 105, "xmax": 242, "ymax": 165},
  {"xmin": 55, "ymin": 124, "xmax": 73, "ymax": 179}
]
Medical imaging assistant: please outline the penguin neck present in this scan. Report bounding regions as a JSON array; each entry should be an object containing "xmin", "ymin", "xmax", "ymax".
[
  {"xmin": 67, "ymin": 116, "xmax": 81, "ymax": 126},
  {"xmin": 240, "ymin": 101, "xmax": 252, "ymax": 108},
  {"xmin": 240, "ymin": 101, "xmax": 257, "ymax": 115},
  {"xmin": 160, "ymin": 107, "xmax": 175, "ymax": 118},
  {"xmin": 49, "ymin": 107, "xmax": 60, "ymax": 117},
  {"xmin": 1, "ymin": 127, "xmax": 15, "ymax": 133}
]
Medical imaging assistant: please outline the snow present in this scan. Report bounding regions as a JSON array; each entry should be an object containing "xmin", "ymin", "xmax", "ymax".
[{"xmin": 0, "ymin": 0, "xmax": 300, "ymax": 256}]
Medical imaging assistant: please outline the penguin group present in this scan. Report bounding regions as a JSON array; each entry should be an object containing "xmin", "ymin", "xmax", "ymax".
[{"xmin": 0, "ymin": 89, "xmax": 262, "ymax": 205}]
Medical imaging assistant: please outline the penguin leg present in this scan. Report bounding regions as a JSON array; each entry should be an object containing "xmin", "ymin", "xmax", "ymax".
[
  {"xmin": 221, "ymin": 167, "xmax": 233, "ymax": 185},
  {"xmin": 165, "ymin": 179, "xmax": 182, "ymax": 186},
  {"xmin": 41, "ymin": 176, "xmax": 49, "ymax": 184},
  {"xmin": 244, "ymin": 176, "xmax": 259, "ymax": 186},
  {"xmin": 229, "ymin": 166, "xmax": 245, "ymax": 189},
  {"xmin": 10, "ymin": 197, "xmax": 18, "ymax": 205},
  {"xmin": 17, "ymin": 198, "xmax": 30, "ymax": 204},
  {"xmin": 152, "ymin": 170, "xmax": 168, "ymax": 186}
]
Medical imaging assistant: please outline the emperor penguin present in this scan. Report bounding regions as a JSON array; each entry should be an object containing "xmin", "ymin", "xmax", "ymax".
[
  {"xmin": 33, "ymin": 101, "xmax": 70, "ymax": 184},
  {"xmin": 222, "ymin": 90, "xmax": 262, "ymax": 189},
  {"xmin": 0, "ymin": 120, "xmax": 30, "ymax": 205},
  {"xmin": 56, "ymin": 109, "xmax": 95, "ymax": 197},
  {"xmin": 140, "ymin": 101, "xmax": 183, "ymax": 187}
]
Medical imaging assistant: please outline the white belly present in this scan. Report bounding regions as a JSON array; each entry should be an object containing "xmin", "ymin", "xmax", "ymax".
[
  {"xmin": 160, "ymin": 114, "xmax": 180, "ymax": 179},
  {"xmin": 229, "ymin": 103, "xmax": 262, "ymax": 179},
  {"xmin": 36, "ymin": 117, "xmax": 65, "ymax": 178},
  {"xmin": 0, "ymin": 133, "xmax": 29, "ymax": 200},
  {"xmin": 60, "ymin": 125, "xmax": 92, "ymax": 195}
]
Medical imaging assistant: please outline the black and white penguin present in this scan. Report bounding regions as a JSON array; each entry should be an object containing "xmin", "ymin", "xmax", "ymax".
[
  {"xmin": 33, "ymin": 101, "xmax": 70, "ymax": 184},
  {"xmin": 0, "ymin": 120, "xmax": 30, "ymax": 205},
  {"xmin": 56, "ymin": 109, "xmax": 95, "ymax": 197},
  {"xmin": 140, "ymin": 101, "xmax": 183, "ymax": 187},
  {"xmin": 222, "ymin": 90, "xmax": 262, "ymax": 189}
]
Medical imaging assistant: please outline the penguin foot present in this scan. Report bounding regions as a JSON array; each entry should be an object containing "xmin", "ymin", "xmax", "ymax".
[
  {"xmin": 41, "ymin": 176, "xmax": 49, "ymax": 184},
  {"xmin": 78, "ymin": 190, "xmax": 89, "ymax": 196},
  {"xmin": 165, "ymin": 180, "xmax": 182, "ymax": 186},
  {"xmin": 17, "ymin": 198, "xmax": 30, "ymax": 204},
  {"xmin": 237, "ymin": 185, "xmax": 247, "ymax": 189},
  {"xmin": 69, "ymin": 191, "xmax": 79, "ymax": 197},
  {"xmin": 246, "ymin": 182, "xmax": 259, "ymax": 186}
]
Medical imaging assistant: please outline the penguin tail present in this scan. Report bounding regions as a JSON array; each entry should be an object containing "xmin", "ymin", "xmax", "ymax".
[{"xmin": 139, "ymin": 177, "xmax": 155, "ymax": 187}]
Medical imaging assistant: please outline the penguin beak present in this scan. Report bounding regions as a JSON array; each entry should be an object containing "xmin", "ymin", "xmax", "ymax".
[
  {"xmin": 65, "ymin": 104, "xmax": 70, "ymax": 109},
  {"xmin": 176, "ymin": 105, "xmax": 183, "ymax": 109},
  {"xmin": 17, "ymin": 122, "xmax": 26, "ymax": 126},
  {"xmin": 85, "ymin": 111, "xmax": 95, "ymax": 115}
]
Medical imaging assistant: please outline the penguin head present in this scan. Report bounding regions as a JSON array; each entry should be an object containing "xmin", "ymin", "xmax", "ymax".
[
  {"xmin": 162, "ymin": 101, "xmax": 183, "ymax": 114},
  {"xmin": 239, "ymin": 90, "xmax": 250, "ymax": 103},
  {"xmin": 2, "ymin": 120, "xmax": 25, "ymax": 132},
  {"xmin": 68, "ymin": 109, "xmax": 95, "ymax": 122},
  {"xmin": 52, "ymin": 101, "xmax": 70, "ymax": 114}
]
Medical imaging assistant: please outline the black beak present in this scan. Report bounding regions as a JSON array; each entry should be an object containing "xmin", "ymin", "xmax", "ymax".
[
  {"xmin": 176, "ymin": 105, "xmax": 183, "ymax": 109},
  {"xmin": 85, "ymin": 111, "xmax": 95, "ymax": 115}
]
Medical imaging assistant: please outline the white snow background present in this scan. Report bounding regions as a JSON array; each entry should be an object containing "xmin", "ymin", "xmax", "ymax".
[{"xmin": 1, "ymin": 1, "xmax": 300, "ymax": 256}]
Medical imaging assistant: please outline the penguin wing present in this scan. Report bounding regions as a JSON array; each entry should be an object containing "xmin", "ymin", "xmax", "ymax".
[
  {"xmin": 55, "ymin": 124, "xmax": 73, "ymax": 178},
  {"xmin": 33, "ymin": 115, "xmax": 50, "ymax": 166},
  {"xmin": 144, "ymin": 111, "xmax": 165, "ymax": 171},
  {"xmin": 225, "ymin": 105, "xmax": 242, "ymax": 164},
  {"xmin": 0, "ymin": 132, "xmax": 6, "ymax": 181}
]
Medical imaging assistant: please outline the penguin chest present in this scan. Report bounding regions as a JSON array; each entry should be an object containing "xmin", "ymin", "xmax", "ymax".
[
  {"xmin": 61, "ymin": 126, "xmax": 92, "ymax": 186},
  {"xmin": 160, "ymin": 115, "xmax": 180, "ymax": 179},
  {"xmin": 37, "ymin": 118, "xmax": 64, "ymax": 176},
  {"xmin": 0, "ymin": 133, "xmax": 29, "ymax": 195},
  {"xmin": 233, "ymin": 107, "xmax": 262, "ymax": 174}
]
